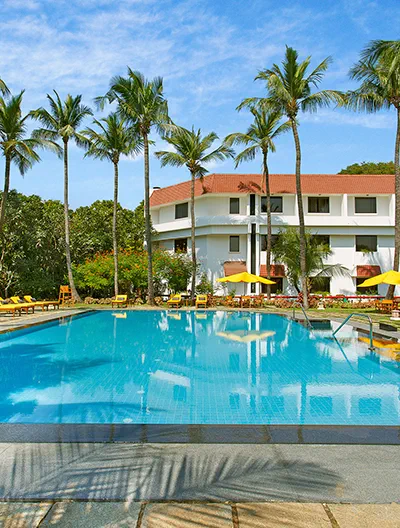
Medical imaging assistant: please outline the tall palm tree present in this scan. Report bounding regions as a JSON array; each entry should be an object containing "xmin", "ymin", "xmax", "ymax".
[
  {"xmin": 240, "ymin": 47, "xmax": 344, "ymax": 308},
  {"xmin": 225, "ymin": 108, "xmax": 290, "ymax": 298},
  {"xmin": 31, "ymin": 91, "xmax": 93, "ymax": 302},
  {"xmin": 155, "ymin": 126, "xmax": 234, "ymax": 297},
  {"xmin": 0, "ymin": 91, "xmax": 59, "ymax": 234},
  {"xmin": 348, "ymin": 40, "xmax": 400, "ymax": 299},
  {"xmin": 96, "ymin": 69, "xmax": 170, "ymax": 305},
  {"xmin": 81, "ymin": 113, "xmax": 143, "ymax": 296},
  {"xmin": 0, "ymin": 79, "xmax": 10, "ymax": 97}
]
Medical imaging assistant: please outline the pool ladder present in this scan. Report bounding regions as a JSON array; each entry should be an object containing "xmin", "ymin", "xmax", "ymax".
[
  {"xmin": 332, "ymin": 313, "xmax": 375, "ymax": 350},
  {"xmin": 292, "ymin": 302, "xmax": 312, "ymax": 328}
]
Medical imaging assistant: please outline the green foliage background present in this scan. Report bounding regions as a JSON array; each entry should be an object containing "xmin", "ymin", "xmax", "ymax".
[{"xmin": 338, "ymin": 161, "xmax": 395, "ymax": 174}]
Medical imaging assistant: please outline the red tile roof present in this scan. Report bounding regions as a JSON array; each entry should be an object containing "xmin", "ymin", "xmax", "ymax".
[{"xmin": 150, "ymin": 173, "xmax": 395, "ymax": 207}]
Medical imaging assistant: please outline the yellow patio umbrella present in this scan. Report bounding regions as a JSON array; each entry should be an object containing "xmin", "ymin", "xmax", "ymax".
[
  {"xmin": 217, "ymin": 271, "xmax": 275, "ymax": 285},
  {"xmin": 357, "ymin": 270, "xmax": 400, "ymax": 288}
]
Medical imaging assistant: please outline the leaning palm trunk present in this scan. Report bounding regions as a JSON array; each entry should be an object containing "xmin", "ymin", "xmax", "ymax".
[
  {"xmin": 63, "ymin": 139, "xmax": 81, "ymax": 302},
  {"xmin": 190, "ymin": 170, "xmax": 196, "ymax": 300},
  {"xmin": 263, "ymin": 152, "xmax": 272, "ymax": 299},
  {"xmin": 0, "ymin": 155, "xmax": 11, "ymax": 235},
  {"xmin": 291, "ymin": 119, "xmax": 308, "ymax": 309},
  {"xmin": 143, "ymin": 133, "xmax": 154, "ymax": 304},
  {"xmin": 113, "ymin": 160, "xmax": 119, "ymax": 297},
  {"xmin": 387, "ymin": 107, "xmax": 400, "ymax": 300}
]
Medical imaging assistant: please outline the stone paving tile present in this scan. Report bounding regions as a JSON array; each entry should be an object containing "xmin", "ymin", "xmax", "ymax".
[
  {"xmin": 236, "ymin": 502, "xmax": 331, "ymax": 527},
  {"xmin": 0, "ymin": 502, "xmax": 52, "ymax": 528},
  {"xmin": 329, "ymin": 503, "xmax": 400, "ymax": 527},
  {"xmin": 141, "ymin": 502, "xmax": 233, "ymax": 527},
  {"xmin": 40, "ymin": 501, "xmax": 142, "ymax": 527}
]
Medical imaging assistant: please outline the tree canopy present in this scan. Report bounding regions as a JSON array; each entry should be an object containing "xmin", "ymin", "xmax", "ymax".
[{"xmin": 338, "ymin": 161, "xmax": 395, "ymax": 174}]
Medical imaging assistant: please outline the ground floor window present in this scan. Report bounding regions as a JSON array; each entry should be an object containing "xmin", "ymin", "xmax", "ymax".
[
  {"xmin": 261, "ymin": 277, "xmax": 283, "ymax": 294},
  {"xmin": 356, "ymin": 278, "xmax": 378, "ymax": 294},
  {"xmin": 356, "ymin": 235, "xmax": 377, "ymax": 252},
  {"xmin": 174, "ymin": 238, "xmax": 187, "ymax": 253},
  {"xmin": 229, "ymin": 235, "xmax": 240, "ymax": 252},
  {"xmin": 309, "ymin": 276, "xmax": 331, "ymax": 294}
]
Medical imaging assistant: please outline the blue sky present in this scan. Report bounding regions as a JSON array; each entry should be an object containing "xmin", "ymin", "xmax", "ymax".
[{"xmin": 0, "ymin": 0, "xmax": 399, "ymax": 209}]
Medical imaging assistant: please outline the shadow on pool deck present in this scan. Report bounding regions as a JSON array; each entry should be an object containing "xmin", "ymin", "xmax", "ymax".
[{"xmin": 0, "ymin": 442, "xmax": 398, "ymax": 504}]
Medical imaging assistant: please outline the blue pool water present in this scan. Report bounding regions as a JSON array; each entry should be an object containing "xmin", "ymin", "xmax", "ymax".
[{"xmin": 0, "ymin": 310, "xmax": 399, "ymax": 426}]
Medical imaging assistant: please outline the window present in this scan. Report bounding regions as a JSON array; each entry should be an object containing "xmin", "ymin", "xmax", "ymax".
[
  {"xmin": 174, "ymin": 238, "xmax": 187, "ymax": 253},
  {"xmin": 355, "ymin": 197, "xmax": 377, "ymax": 214},
  {"xmin": 312, "ymin": 235, "xmax": 330, "ymax": 248},
  {"xmin": 261, "ymin": 234, "xmax": 280, "ymax": 251},
  {"xmin": 261, "ymin": 196, "xmax": 283, "ymax": 213},
  {"xmin": 356, "ymin": 278, "xmax": 378, "ymax": 294},
  {"xmin": 309, "ymin": 276, "xmax": 331, "ymax": 293},
  {"xmin": 230, "ymin": 197, "xmax": 240, "ymax": 214},
  {"xmin": 356, "ymin": 235, "xmax": 377, "ymax": 252},
  {"xmin": 308, "ymin": 197, "xmax": 330, "ymax": 214},
  {"xmin": 250, "ymin": 194, "xmax": 256, "ymax": 215},
  {"xmin": 229, "ymin": 235, "xmax": 240, "ymax": 252},
  {"xmin": 261, "ymin": 277, "xmax": 283, "ymax": 294},
  {"xmin": 175, "ymin": 202, "xmax": 188, "ymax": 219}
]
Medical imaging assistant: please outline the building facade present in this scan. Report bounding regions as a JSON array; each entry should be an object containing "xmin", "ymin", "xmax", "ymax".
[{"xmin": 149, "ymin": 173, "xmax": 396, "ymax": 296}]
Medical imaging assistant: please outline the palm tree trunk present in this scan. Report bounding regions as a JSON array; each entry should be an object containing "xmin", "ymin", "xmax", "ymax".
[
  {"xmin": 387, "ymin": 107, "xmax": 400, "ymax": 300},
  {"xmin": 63, "ymin": 139, "xmax": 81, "ymax": 303},
  {"xmin": 113, "ymin": 160, "xmax": 119, "ymax": 297},
  {"xmin": 263, "ymin": 151, "xmax": 272, "ymax": 300},
  {"xmin": 190, "ymin": 169, "xmax": 196, "ymax": 301},
  {"xmin": 0, "ymin": 155, "xmax": 11, "ymax": 235},
  {"xmin": 291, "ymin": 119, "xmax": 308, "ymax": 309},
  {"xmin": 143, "ymin": 132, "xmax": 154, "ymax": 304}
]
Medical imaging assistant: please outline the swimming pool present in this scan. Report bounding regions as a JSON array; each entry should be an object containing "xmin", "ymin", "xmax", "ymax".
[{"xmin": 0, "ymin": 310, "xmax": 399, "ymax": 432}]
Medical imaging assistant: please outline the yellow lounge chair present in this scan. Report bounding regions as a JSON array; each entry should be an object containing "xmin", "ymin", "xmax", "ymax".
[
  {"xmin": 24, "ymin": 296, "xmax": 60, "ymax": 310},
  {"xmin": 111, "ymin": 295, "xmax": 128, "ymax": 308},
  {"xmin": 167, "ymin": 294, "xmax": 182, "ymax": 308},
  {"xmin": 0, "ymin": 298, "xmax": 23, "ymax": 317},
  {"xmin": 10, "ymin": 296, "xmax": 36, "ymax": 314},
  {"xmin": 195, "ymin": 294, "xmax": 208, "ymax": 309}
]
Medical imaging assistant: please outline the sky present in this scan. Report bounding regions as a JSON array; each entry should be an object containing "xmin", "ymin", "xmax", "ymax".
[{"xmin": 0, "ymin": 0, "xmax": 399, "ymax": 210}]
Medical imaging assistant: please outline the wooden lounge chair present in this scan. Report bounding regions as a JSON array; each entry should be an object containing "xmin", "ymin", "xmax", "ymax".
[
  {"xmin": 111, "ymin": 294, "xmax": 128, "ymax": 308},
  {"xmin": 195, "ymin": 294, "xmax": 208, "ymax": 309},
  {"xmin": 0, "ymin": 298, "xmax": 23, "ymax": 317},
  {"xmin": 59, "ymin": 285, "xmax": 74, "ymax": 305},
  {"xmin": 167, "ymin": 294, "xmax": 182, "ymax": 308},
  {"xmin": 375, "ymin": 299, "xmax": 393, "ymax": 313},
  {"xmin": 10, "ymin": 296, "xmax": 36, "ymax": 314},
  {"xmin": 24, "ymin": 295, "xmax": 60, "ymax": 310}
]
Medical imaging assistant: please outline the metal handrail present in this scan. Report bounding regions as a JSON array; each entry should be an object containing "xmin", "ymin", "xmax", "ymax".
[
  {"xmin": 292, "ymin": 302, "xmax": 312, "ymax": 327},
  {"xmin": 332, "ymin": 313, "xmax": 375, "ymax": 350}
]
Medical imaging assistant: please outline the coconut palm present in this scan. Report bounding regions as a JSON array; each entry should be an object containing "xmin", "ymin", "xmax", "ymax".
[
  {"xmin": 81, "ymin": 113, "xmax": 143, "ymax": 296},
  {"xmin": 0, "ymin": 79, "xmax": 10, "ymax": 97},
  {"xmin": 348, "ymin": 40, "xmax": 400, "ymax": 299},
  {"xmin": 155, "ymin": 126, "xmax": 234, "ymax": 297},
  {"xmin": 31, "ymin": 91, "xmax": 93, "ymax": 302},
  {"xmin": 96, "ymin": 69, "xmax": 170, "ymax": 305},
  {"xmin": 272, "ymin": 227, "xmax": 349, "ymax": 293},
  {"xmin": 0, "ymin": 91, "xmax": 59, "ymax": 235},
  {"xmin": 240, "ymin": 46, "xmax": 344, "ymax": 307},
  {"xmin": 225, "ymin": 108, "xmax": 290, "ymax": 298}
]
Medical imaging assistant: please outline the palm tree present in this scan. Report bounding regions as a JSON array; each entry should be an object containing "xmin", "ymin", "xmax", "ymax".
[
  {"xmin": 31, "ymin": 91, "xmax": 93, "ymax": 302},
  {"xmin": 0, "ymin": 91, "xmax": 59, "ymax": 235},
  {"xmin": 348, "ymin": 40, "xmax": 400, "ymax": 299},
  {"xmin": 225, "ymin": 108, "xmax": 290, "ymax": 298},
  {"xmin": 81, "ymin": 113, "xmax": 143, "ymax": 296},
  {"xmin": 0, "ymin": 79, "xmax": 10, "ymax": 97},
  {"xmin": 240, "ymin": 47, "xmax": 344, "ymax": 308},
  {"xmin": 96, "ymin": 69, "xmax": 170, "ymax": 305},
  {"xmin": 155, "ymin": 126, "xmax": 234, "ymax": 297}
]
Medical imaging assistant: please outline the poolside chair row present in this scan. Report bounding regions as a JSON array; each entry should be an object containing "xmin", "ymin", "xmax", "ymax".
[
  {"xmin": 167, "ymin": 294, "xmax": 208, "ymax": 309},
  {"xmin": 0, "ymin": 296, "xmax": 60, "ymax": 317}
]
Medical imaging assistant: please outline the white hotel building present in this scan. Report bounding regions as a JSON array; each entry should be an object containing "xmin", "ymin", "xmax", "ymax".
[{"xmin": 150, "ymin": 173, "xmax": 396, "ymax": 296}]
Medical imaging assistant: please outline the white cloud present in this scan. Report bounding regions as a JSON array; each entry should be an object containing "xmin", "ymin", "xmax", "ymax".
[{"xmin": 302, "ymin": 109, "xmax": 395, "ymax": 130}]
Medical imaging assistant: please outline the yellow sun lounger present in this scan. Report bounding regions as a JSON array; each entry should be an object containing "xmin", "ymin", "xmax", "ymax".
[
  {"xmin": 10, "ymin": 296, "xmax": 36, "ymax": 314},
  {"xmin": 0, "ymin": 299, "xmax": 23, "ymax": 317},
  {"xmin": 195, "ymin": 294, "xmax": 208, "ymax": 309},
  {"xmin": 24, "ymin": 296, "xmax": 60, "ymax": 310},
  {"xmin": 167, "ymin": 294, "xmax": 182, "ymax": 308},
  {"xmin": 111, "ymin": 295, "xmax": 128, "ymax": 308}
]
